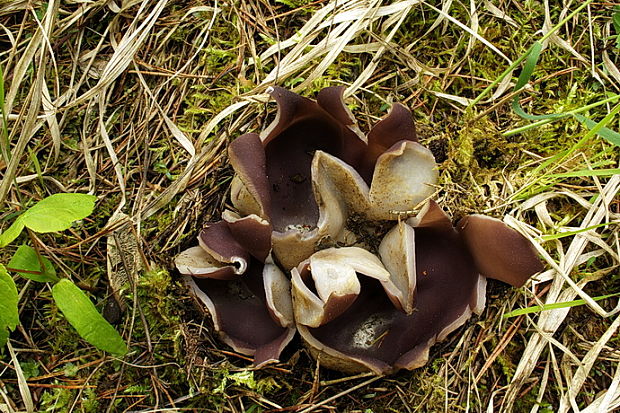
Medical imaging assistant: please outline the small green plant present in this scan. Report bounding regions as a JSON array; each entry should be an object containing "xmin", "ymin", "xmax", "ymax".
[
  {"xmin": 0, "ymin": 193, "xmax": 127, "ymax": 356},
  {"xmin": 611, "ymin": 9, "xmax": 620, "ymax": 49}
]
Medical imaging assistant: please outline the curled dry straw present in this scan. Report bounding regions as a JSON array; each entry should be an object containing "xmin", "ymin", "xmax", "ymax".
[{"xmin": 175, "ymin": 86, "xmax": 543, "ymax": 374}]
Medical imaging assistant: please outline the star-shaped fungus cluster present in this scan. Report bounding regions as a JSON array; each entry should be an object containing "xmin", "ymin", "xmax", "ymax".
[{"xmin": 175, "ymin": 87, "xmax": 544, "ymax": 375}]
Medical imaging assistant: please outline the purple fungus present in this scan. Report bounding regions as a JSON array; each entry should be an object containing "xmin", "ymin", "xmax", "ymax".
[
  {"xmin": 175, "ymin": 213, "xmax": 295, "ymax": 367},
  {"xmin": 292, "ymin": 200, "xmax": 542, "ymax": 374},
  {"xmin": 176, "ymin": 87, "xmax": 544, "ymax": 373},
  {"xmin": 230, "ymin": 87, "xmax": 437, "ymax": 267}
]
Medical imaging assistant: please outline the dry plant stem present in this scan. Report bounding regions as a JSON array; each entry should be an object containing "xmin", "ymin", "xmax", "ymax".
[
  {"xmin": 475, "ymin": 316, "xmax": 523, "ymax": 383},
  {"xmin": 319, "ymin": 371, "xmax": 375, "ymax": 386},
  {"xmin": 475, "ymin": 282, "xmax": 552, "ymax": 382},
  {"xmin": 25, "ymin": 383, "xmax": 95, "ymax": 389},
  {"xmin": 27, "ymin": 358, "xmax": 105, "ymax": 382},
  {"xmin": 298, "ymin": 376, "xmax": 382, "ymax": 413}
]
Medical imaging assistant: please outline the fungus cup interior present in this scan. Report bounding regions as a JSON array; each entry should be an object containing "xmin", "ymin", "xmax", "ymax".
[
  {"xmin": 260, "ymin": 87, "xmax": 367, "ymax": 232},
  {"xmin": 188, "ymin": 261, "xmax": 295, "ymax": 367}
]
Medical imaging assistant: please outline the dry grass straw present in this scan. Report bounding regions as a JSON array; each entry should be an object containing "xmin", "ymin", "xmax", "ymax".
[
  {"xmin": 503, "ymin": 175, "xmax": 620, "ymax": 412},
  {"xmin": 0, "ymin": 0, "xmax": 619, "ymax": 411}
]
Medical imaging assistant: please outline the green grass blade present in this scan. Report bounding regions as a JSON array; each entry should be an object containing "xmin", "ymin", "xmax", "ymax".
[
  {"xmin": 468, "ymin": 43, "xmax": 539, "ymax": 108},
  {"xmin": 573, "ymin": 114, "xmax": 620, "ymax": 146},
  {"xmin": 510, "ymin": 41, "xmax": 567, "ymax": 121},
  {"xmin": 514, "ymin": 42, "xmax": 543, "ymax": 92},
  {"xmin": 548, "ymin": 168, "xmax": 620, "ymax": 178},
  {"xmin": 503, "ymin": 292, "xmax": 620, "ymax": 318},
  {"xmin": 502, "ymin": 94, "xmax": 620, "ymax": 136},
  {"xmin": 541, "ymin": 222, "xmax": 617, "ymax": 241},
  {"xmin": 511, "ymin": 101, "xmax": 620, "ymax": 200},
  {"xmin": 468, "ymin": 0, "xmax": 595, "ymax": 108}
]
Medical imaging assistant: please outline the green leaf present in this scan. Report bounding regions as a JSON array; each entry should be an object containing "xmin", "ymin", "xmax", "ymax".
[
  {"xmin": 0, "ymin": 327, "xmax": 8, "ymax": 348},
  {"xmin": 0, "ymin": 264, "xmax": 19, "ymax": 346},
  {"xmin": 0, "ymin": 219, "xmax": 25, "ymax": 247},
  {"xmin": 20, "ymin": 193, "xmax": 96, "ymax": 233},
  {"xmin": 52, "ymin": 279, "xmax": 127, "ymax": 356},
  {"xmin": 8, "ymin": 245, "xmax": 58, "ymax": 282},
  {"xmin": 0, "ymin": 194, "xmax": 96, "ymax": 247},
  {"xmin": 503, "ymin": 292, "xmax": 620, "ymax": 318}
]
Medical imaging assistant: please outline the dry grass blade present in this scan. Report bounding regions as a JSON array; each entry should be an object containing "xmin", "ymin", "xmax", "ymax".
[
  {"xmin": 346, "ymin": 2, "xmax": 414, "ymax": 95},
  {"xmin": 6, "ymin": 342, "xmax": 33, "ymax": 413},
  {"xmin": 139, "ymin": 158, "xmax": 198, "ymax": 220},
  {"xmin": 0, "ymin": 391, "xmax": 17, "ymax": 413},
  {"xmin": 298, "ymin": 375, "xmax": 382, "ymax": 413},
  {"xmin": 41, "ymin": 80, "xmax": 61, "ymax": 162},
  {"xmin": 542, "ymin": 0, "xmax": 587, "ymax": 64},
  {"xmin": 294, "ymin": 0, "xmax": 382, "ymax": 92},
  {"xmin": 422, "ymin": 0, "xmax": 511, "ymax": 64},
  {"xmin": 0, "ymin": 1, "xmax": 28, "ymax": 17},
  {"xmin": 483, "ymin": 0, "xmax": 517, "ymax": 28},
  {"xmin": 3, "ymin": 19, "xmax": 43, "ymax": 116},
  {"xmin": 502, "ymin": 175, "xmax": 620, "ymax": 410},
  {"xmin": 582, "ymin": 362, "xmax": 620, "ymax": 412},
  {"xmin": 0, "ymin": 0, "xmax": 58, "ymax": 203},
  {"xmin": 98, "ymin": 94, "xmax": 127, "ymax": 212},
  {"xmin": 197, "ymin": 100, "xmax": 252, "ymax": 146},
  {"xmin": 559, "ymin": 315, "xmax": 620, "ymax": 412},
  {"xmin": 199, "ymin": 0, "xmax": 520, "ymax": 145},
  {"xmin": 603, "ymin": 25, "xmax": 620, "ymax": 87},
  {"xmin": 70, "ymin": 0, "xmax": 167, "ymax": 107},
  {"xmin": 260, "ymin": 0, "xmax": 382, "ymax": 88}
]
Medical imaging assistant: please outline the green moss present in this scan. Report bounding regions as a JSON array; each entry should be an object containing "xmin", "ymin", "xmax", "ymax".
[{"xmin": 39, "ymin": 386, "xmax": 74, "ymax": 412}]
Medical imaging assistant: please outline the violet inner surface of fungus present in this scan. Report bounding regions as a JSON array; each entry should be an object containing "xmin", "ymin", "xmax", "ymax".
[{"xmin": 175, "ymin": 86, "xmax": 544, "ymax": 375}]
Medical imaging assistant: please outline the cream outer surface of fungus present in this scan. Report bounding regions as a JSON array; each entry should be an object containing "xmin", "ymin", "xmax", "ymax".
[{"xmin": 175, "ymin": 86, "xmax": 544, "ymax": 374}]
